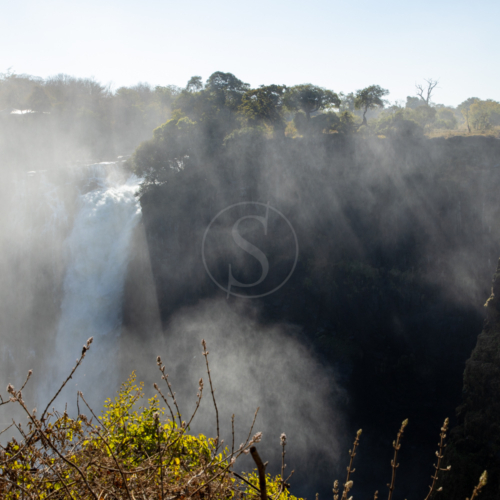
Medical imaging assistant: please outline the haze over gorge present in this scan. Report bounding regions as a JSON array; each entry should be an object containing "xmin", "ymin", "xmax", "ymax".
[{"xmin": 1, "ymin": 70, "xmax": 500, "ymax": 499}]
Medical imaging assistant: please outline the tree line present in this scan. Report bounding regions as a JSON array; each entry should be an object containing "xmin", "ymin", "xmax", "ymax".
[{"xmin": 1, "ymin": 70, "xmax": 499, "ymax": 169}]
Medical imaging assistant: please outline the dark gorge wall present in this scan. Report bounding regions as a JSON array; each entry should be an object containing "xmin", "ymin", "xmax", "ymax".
[
  {"xmin": 442, "ymin": 259, "xmax": 500, "ymax": 499},
  {"xmin": 137, "ymin": 134, "xmax": 500, "ymax": 498}
]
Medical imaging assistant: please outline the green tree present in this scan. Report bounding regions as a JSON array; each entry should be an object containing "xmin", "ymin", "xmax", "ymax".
[
  {"xmin": 354, "ymin": 85, "xmax": 389, "ymax": 125},
  {"xmin": 412, "ymin": 105, "xmax": 437, "ymax": 129},
  {"xmin": 204, "ymin": 71, "xmax": 250, "ymax": 110},
  {"xmin": 285, "ymin": 84, "xmax": 340, "ymax": 121},
  {"xmin": 337, "ymin": 111, "xmax": 358, "ymax": 134},
  {"xmin": 457, "ymin": 97, "xmax": 479, "ymax": 132},
  {"xmin": 339, "ymin": 92, "xmax": 355, "ymax": 113},
  {"xmin": 170, "ymin": 72, "xmax": 249, "ymax": 144},
  {"xmin": 239, "ymin": 84, "xmax": 287, "ymax": 134},
  {"xmin": 293, "ymin": 110, "xmax": 340, "ymax": 135},
  {"xmin": 469, "ymin": 99, "xmax": 500, "ymax": 130},
  {"xmin": 405, "ymin": 96, "xmax": 422, "ymax": 109},
  {"xmin": 435, "ymin": 107, "xmax": 457, "ymax": 129},
  {"xmin": 130, "ymin": 113, "xmax": 199, "ymax": 187},
  {"xmin": 186, "ymin": 76, "xmax": 203, "ymax": 92},
  {"xmin": 376, "ymin": 110, "xmax": 423, "ymax": 138}
]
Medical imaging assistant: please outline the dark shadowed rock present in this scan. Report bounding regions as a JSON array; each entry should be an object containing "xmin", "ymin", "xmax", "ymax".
[{"xmin": 442, "ymin": 258, "xmax": 500, "ymax": 499}]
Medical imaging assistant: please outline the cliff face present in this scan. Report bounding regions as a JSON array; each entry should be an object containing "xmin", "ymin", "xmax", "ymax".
[
  {"xmin": 443, "ymin": 258, "xmax": 500, "ymax": 499},
  {"xmin": 138, "ymin": 134, "xmax": 500, "ymax": 499}
]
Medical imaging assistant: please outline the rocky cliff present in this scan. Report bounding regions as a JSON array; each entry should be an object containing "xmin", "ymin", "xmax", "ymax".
[
  {"xmin": 442, "ymin": 258, "xmax": 500, "ymax": 499},
  {"xmin": 138, "ymin": 134, "xmax": 500, "ymax": 499}
]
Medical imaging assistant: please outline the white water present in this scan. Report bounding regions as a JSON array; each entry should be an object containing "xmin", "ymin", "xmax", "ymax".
[{"xmin": 42, "ymin": 163, "xmax": 143, "ymax": 407}]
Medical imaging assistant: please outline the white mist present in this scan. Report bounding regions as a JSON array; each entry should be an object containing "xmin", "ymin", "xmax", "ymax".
[{"xmin": 42, "ymin": 163, "xmax": 142, "ymax": 409}]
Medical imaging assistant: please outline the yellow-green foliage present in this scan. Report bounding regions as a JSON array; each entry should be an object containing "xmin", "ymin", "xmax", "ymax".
[
  {"xmin": 469, "ymin": 100, "xmax": 500, "ymax": 130},
  {"xmin": 0, "ymin": 340, "xmax": 491, "ymax": 500},
  {"xmin": 241, "ymin": 471, "xmax": 302, "ymax": 500},
  {"xmin": 0, "ymin": 370, "xmax": 299, "ymax": 500},
  {"xmin": 95, "ymin": 372, "xmax": 212, "ymax": 468}
]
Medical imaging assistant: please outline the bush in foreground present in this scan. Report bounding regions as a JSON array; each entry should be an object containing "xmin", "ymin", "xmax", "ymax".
[{"xmin": 0, "ymin": 339, "xmax": 488, "ymax": 499}]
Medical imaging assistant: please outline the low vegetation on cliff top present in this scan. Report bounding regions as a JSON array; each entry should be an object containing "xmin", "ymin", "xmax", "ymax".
[
  {"xmin": 0, "ymin": 339, "xmax": 488, "ymax": 499},
  {"xmin": 2, "ymin": 70, "xmax": 500, "ymax": 169}
]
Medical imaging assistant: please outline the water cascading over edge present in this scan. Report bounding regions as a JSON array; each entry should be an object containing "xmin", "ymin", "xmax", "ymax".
[{"xmin": 42, "ymin": 162, "xmax": 143, "ymax": 408}]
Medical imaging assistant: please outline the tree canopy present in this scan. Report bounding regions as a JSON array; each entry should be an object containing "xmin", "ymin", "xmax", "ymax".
[
  {"xmin": 2, "ymin": 68, "xmax": 499, "ymax": 178},
  {"xmin": 285, "ymin": 84, "xmax": 341, "ymax": 120},
  {"xmin": 204, "ymin": 71, "xmax": 250, "ymax": 110},
  {"xmin": 239, "ymin": 84, "xmax": 287, "ymax": 132},
  {"xmin": 354, "ymin": 85, "xmax": 389, "ymax": 125},
  {"xmin": 186, "ymin": 76, "xmax": 203, "ymax": 92}
]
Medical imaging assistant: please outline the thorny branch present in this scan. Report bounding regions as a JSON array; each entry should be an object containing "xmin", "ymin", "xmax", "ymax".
[{"xmin": 387, "ymin": 419, "xmax": 408, "ymax": 500}]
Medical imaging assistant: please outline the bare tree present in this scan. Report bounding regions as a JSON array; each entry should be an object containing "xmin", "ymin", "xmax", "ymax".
[{"xmin": 415, "ymin": 78, "xmax": 439, "ymax": 105}]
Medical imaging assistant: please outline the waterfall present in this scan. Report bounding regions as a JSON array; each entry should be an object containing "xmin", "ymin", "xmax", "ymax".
[{"xmin": 40, "ymin": 162, "xmax": 143, "ymax": 408}]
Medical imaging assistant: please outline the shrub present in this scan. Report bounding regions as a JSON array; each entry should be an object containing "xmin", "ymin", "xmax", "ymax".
[
  {"xmin": 0, "ymin": 339, "xmax": 489, "ymax": 499},
  {"xmin": 0, "ymin": 339, "xmax": 299, "ymax": 500}
]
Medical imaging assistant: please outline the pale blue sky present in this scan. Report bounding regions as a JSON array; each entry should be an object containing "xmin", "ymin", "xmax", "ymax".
[{"xmin": 1, "ymin": 0, "xmax": 498, "ymax": 106}]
